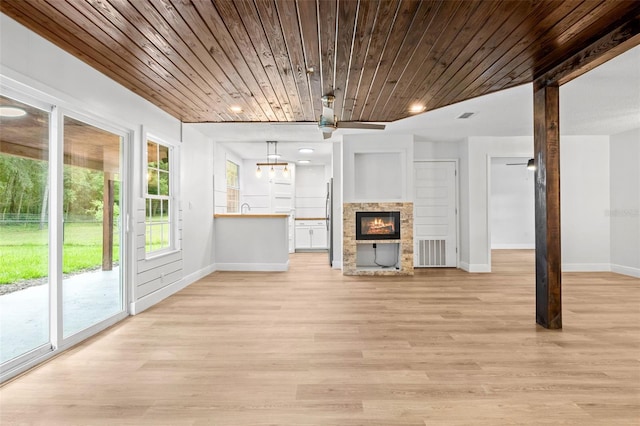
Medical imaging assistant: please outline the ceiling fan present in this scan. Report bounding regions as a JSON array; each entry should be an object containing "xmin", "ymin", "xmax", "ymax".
[{"xmin": 318, "ymin": 95, "xmax": 385, "ymax": 139}]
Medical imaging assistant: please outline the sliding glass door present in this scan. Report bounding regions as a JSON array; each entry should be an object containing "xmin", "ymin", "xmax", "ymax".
[
  {"xmin": 61, "ymin": 116, "xmax": 124, "ymax": 338},
  {"xmin": 0, "ymin": 92, "xmax": 128, "ymax": 379},
  {"xmin": 0, "ymin": 96, "xmax": 51, "ymax": 365}
]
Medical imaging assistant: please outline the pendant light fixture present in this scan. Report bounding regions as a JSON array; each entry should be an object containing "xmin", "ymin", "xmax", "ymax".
[{"xmin": 256, "ymin": 141, "xmax": 289, "ymax": 179}]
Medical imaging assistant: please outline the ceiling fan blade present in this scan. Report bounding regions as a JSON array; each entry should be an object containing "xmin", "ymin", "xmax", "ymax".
[{"xmin": 336, "ymin": 122, "xmax": 386, "ymax": 130}]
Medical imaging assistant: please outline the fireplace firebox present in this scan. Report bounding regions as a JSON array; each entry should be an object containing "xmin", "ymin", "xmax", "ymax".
[{"xmin": 356, "ymin": 211, "xmax": 401, "ymax": 240}]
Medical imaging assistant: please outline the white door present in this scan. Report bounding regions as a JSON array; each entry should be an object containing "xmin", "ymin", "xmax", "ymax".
[{"xmin": 414, "ymin": 161, "xmax": 457, "ymax": 267}]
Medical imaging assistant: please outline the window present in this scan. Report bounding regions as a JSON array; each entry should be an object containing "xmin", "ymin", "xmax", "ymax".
[
  {"xmin": 145, "ymin": 139, "xmax": 172, "ymax": 254},
  {"xmin": 226, "ymin": 160, "xmax": 239, "ymax": 213}
]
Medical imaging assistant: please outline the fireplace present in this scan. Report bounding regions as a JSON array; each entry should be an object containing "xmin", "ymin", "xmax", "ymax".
[{"xmin": 356, "ymin": 211, "xmax": 401, "ymax": 240}]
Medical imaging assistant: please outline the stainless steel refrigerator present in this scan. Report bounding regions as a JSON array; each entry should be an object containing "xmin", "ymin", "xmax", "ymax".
[{"xmin": 325, "ymin": 179, "xmax": 333, "ymax": 266}]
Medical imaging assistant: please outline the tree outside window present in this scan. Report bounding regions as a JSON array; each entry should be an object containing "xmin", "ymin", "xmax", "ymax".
[{"xmin": 145, "ymin": 140, "xmax": 171, "ymax": 253}]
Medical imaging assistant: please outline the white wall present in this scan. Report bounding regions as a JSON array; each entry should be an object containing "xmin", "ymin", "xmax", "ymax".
[
  {"xmin": 180, "ymin": 125, "xmax": 215, "ymax": 279},
  {"xmin": 561, "ymin": 136, "xmax": 611, "ymax": 271},
  {"xmin": 296, "ymin": 165, "xmax": 328, "ymax": 218},
  {"xmin": 332, "ymin": 141, "xmax": 343, "ymax": 268},
  {"xmin": 414, "ymin": 139, "xmax": 461, "ymax": 160},
  {"xmin": 462, "ymin": 136, "xmax": 533, "ymax": 271},
  {"xmin": 490, "ymin": 157, "xmax": 535, "ymax": 249},
  {"xmin": 343, "ymin": 133, "xmax": 414, "ymax": 202},
  {"xmin": 1, "ymin": 14, "xmax": 214, "ymax": 314},
  {"xmin": 610, "ymin": 128, "xmax": 640, "ymax": 277},
  {"xmin": 462, "ymin": 135, "xmax": 614, "ymax": 273}
]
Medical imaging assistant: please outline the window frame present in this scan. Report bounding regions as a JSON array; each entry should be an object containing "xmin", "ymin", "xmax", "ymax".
[
  {"xmin": 144, "ymin": 132, "xmax": 179, "ymax": 257},
  {"xmin": 226, "ymin": 159, "xmax": 240, "ymax": 213}
]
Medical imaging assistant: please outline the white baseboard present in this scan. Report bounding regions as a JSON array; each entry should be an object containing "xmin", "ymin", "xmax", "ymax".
[
  {"xmin": 491, "ymin": 244, "xmax": 535, "ymax": 250},
  {"xmin": 215, "ymin": 261, "xmax": 289, "ymax": 272},
  {"xmin": 562, "ymin": 263, "xmax": 611, "ymax": 272},
  {"xmin": 130, "ymin": 263, "xmax": 216, "ymax": 315},
  {"xmin": 182, "ymin": 263, "xmax": 217, "ymax": 285},
  {"xmin": 611, "ymin": 264, "xmax": 640, "ymax": 278},
  {"xmin": 460, "ymin": 262, "xmax": 491, "ymax": 273}
]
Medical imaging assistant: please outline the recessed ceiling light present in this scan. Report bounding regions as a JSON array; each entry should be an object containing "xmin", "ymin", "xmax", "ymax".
[
  {"xmin": 0, "ymin": 106, "xmax": 27, "ymax": 117},
  {"xmin": 298, "ymin": 148, "xmax": 314, "ymax": 154},
  {"xmin": 229, "ymin": 106, "xmax": 243, "ymax": 113},
  {"xmin": 297, "ymin": 159, "xmax": 311, "ymax": 164},
  {"xmin": 409, "ymin": 104, "xmax": 425, "ymax": 113},
  {"xmin": 267, "ymin": 153, "xmax": 281, "ymax": 159}
]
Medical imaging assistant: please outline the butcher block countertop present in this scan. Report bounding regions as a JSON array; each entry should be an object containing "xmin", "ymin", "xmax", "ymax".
[
  {"xmin": 214, "ymin": 214, "xmax": 289, "ymax": 218},
  {"xmin": 295, "ymin": 217, "xmax": 326, "ymax": 221}
]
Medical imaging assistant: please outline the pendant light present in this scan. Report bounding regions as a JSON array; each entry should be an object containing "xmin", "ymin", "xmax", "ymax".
[{"xmin": 256, "ymin": 141, "xmax": 289, "ymax": 179}]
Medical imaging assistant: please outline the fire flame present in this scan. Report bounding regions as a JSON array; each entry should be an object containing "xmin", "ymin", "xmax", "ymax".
[{"xmin": 364, "ymin": 217, "xmax": 395, "ymax": 234}]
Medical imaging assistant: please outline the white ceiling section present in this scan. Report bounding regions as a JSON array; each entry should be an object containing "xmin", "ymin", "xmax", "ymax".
[
  {"xmin": 560, "ymin": 45, "xmax": 640, "ymax": 136},
  {"xmin": 194, "ymin": 44, "xmax": 639, "ymax": 162}
]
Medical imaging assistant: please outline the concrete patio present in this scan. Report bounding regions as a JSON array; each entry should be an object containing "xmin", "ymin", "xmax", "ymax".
[{"xmin": 0, "ymin": 267, "xmax": 121, "ymax": 363}]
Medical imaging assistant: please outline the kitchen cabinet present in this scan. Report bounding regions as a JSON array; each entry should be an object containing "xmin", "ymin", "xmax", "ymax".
[{"xmin": 295, "ymin": 220, "xmax": 327, "ymax": 249}]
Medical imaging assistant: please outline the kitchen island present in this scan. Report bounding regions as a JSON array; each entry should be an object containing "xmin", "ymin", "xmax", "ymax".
[{"xmin": 214, "ymin": 213, "xmax": 289, "ymax": 271}]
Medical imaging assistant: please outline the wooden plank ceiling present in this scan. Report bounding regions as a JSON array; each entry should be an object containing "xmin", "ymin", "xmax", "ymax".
[{"xmin": 1, "ymin": 0, "xmax": 639, "ymax": 125}]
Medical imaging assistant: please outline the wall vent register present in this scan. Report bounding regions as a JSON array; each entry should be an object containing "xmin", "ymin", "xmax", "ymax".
[{"xmin": 355, "ymin": 211, "xmax": 401, "ymax": 240}]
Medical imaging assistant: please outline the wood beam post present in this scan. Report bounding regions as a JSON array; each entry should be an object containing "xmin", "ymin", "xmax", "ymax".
[
  {"xmin": 102, "ymin": 174, "xmax": 114, "ymax": 271},
  {"xmin": 533, "ymin": 83, "xmax": 562, "ymax": 329}
]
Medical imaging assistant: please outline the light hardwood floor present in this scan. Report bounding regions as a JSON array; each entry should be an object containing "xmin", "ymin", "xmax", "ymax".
[{"xmin": 1, "ymin": 251, "xmax": 638, "ymax": 425}]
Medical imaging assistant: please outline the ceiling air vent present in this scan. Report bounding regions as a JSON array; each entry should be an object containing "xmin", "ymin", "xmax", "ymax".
[{"xmin": 457, "ymin": 112, "xmax": 475, "ymax": 119}]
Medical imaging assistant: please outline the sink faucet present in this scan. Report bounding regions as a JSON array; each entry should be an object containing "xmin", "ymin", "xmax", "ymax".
[{"xmin": 241, "ymin": 203, "xmax": 251, "ymax": 214}]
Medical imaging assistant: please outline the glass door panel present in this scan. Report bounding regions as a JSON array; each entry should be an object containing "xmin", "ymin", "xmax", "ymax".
[
  {"xmin": 62, "ymin": 116, "xmax": 123, "ymax": 338},
  {"xmin": 0, "ymin": 96, "xmax": 50, "ymax": 364}
]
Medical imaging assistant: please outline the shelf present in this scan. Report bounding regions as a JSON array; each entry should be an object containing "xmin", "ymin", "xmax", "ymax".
[
  {"xmin": 355, "ymin": 265, "xmax": 400, "ymax": 271},
  {"xmin": 355, "ymin": 239, "xmax": 401, "ymax": 244}
]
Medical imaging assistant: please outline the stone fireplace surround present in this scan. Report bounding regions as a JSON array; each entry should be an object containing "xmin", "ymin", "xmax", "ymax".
[{"xmin": 343, "ymin": 202, "xmax": 413, "ymax": 276}]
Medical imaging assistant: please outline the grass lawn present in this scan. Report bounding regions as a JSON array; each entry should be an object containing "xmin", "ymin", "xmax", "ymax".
[{"xmin": 0, "ymin": 222, "xmax": 120, "ymax": 284}]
